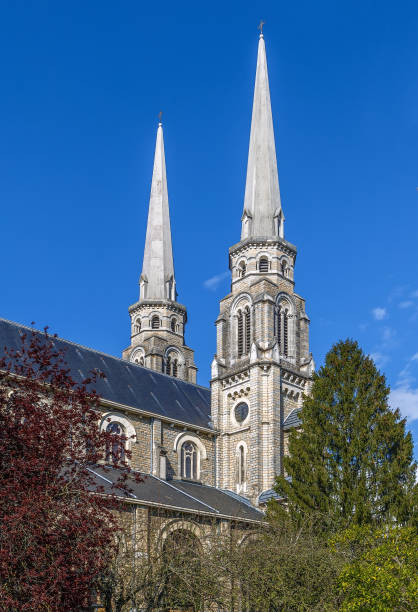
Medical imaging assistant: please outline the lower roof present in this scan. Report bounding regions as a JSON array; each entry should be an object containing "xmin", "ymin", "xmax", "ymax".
[{"xmin": 88, "ymin": 465, "xmax": 264, "ymax": 523}]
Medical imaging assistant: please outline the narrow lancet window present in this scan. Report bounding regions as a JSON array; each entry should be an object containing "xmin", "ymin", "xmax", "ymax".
[
  {"xmin": 237, "ymin": 310, "xmax": 244, "ymax": 357},
  {"xmin": 283, "ymin": 309, "xmax": 288, "ymax": 357},
  {"xmin": 245, "ymin": 307, "xmax": 251, "ymax": 354}
]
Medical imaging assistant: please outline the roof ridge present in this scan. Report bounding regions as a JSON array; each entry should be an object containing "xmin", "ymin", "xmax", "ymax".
[{"xmin": 0, "ymin": 317, "xmax": 210, "ymax": 392}]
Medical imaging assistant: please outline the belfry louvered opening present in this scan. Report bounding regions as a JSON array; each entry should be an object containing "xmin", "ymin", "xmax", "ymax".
[
  {"xmin": 276, "ymin": 304, "xmax": 289, "ymax": 357},
  {"xmin": 259, "ymin": 257, "xmax": 269, "ymax": 273},
  {"xmin": 151, "ymin": 316, "xmax": 160, "ymax": 329},
  {"xmin": 237, "ymin": 306, "xmax": 251, "ymax": 357}
]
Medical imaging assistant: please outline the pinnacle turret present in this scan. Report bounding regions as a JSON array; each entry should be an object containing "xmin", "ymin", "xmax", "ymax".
[{"xmin": 241, "ymin": 34, "xmax": 284, "ymax": 240}]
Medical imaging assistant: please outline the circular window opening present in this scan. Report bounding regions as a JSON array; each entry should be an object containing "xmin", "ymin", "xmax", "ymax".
[{"xmin": 234, "ymin": 402, "xmax": 249, "ymax": 424}]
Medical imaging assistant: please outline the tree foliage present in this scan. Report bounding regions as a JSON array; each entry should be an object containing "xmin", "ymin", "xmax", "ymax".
[
  {"xmin": 276, "ymin": 339, "xmax": 416, "ymax": 529},
  {"xmin": 333, "ymin": 525, "xmax": 418, "ymax": 611},
  {"xmin": 0, "ymin": 328, "xmax": 132, "ymax": 611}
]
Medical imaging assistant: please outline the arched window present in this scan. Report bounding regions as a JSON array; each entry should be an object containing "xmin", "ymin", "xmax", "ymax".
[
  {"xmin": 151, "ymin": 315, "xmax": 160, "ymax": 329},
  {"xmin": 259, "ymin": 257, "xmax": 269, "ymax": 273},
  {"xmin": 237, "ymin": 445, "xmax": 246, "ymax": 486},
  {"xmin": 166, "ymin": 356, "xmax": 171, "ymax": 375},
  {"xmin": 181, "ymin": 441, "xmax": 197, "ymax": 480},
  {"xmin": 105, "ymin": 421, "xmax": 125, "ymax": 463},
  {"xmin": 281, "ymin": 261, "xmax": 287, "ymax": 277},
  {"xmin": 139, "ymin": 356, "xmax": 144, "ymax": 366},
  {"xmin": 276, "ymin": 301, "xmax": 290, "ymax": 357},
  {"xmin": 170, "ymin": 318, "xmax": 177, "ymax": 332},
  {"xmin": 283, "ymin": 309, "xmax": 289, "ymax": 356},
  {"xmin": 238, "ymin": 261, "xmax": 246, "ymax": 278},
  {"xmin": 172, "ymin": 359, "xmax": 178, "ymax": 378},
  {"xmin": 237, "ymin": 310, "xmax": 244, "ymax": 357},
  {"xmin": 133, "ymin": 319, "xmax": 141, "ymax": 334},
  {"xmin": 244, "ymin": 306, "xmax": 251, "ymax": 353}
]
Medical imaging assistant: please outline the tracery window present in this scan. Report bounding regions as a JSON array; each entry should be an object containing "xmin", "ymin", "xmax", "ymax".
[
  {"xmin": 105, "ymin": 421, "xmax": 125, "ymax": 463},
  {"xmin": 181, "ymin": 441, "xmax": 197, "ymax": 480}
]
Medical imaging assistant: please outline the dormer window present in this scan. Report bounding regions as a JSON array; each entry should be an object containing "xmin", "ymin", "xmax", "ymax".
[
  {"xmin": 259, "ymin": 257, "xmax": 269, "ymax": 273},
  {"xmin": 151, "ymin": 316, "xmax": 160, "ymax": 329}
]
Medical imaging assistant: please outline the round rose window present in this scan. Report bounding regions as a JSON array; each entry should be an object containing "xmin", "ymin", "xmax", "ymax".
[{"xmin": 234, "ymin": 402, "xmax": 249, "ymax": 423}]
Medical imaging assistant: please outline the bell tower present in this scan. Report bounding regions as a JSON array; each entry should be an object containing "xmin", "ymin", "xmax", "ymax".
[
  {"xmin": 211, "ymin": 33, "xmax": 314, "ymax": 504},
  {"xmin": 122, "ymin": 120, "xmax": 197, "ymax": 383}
]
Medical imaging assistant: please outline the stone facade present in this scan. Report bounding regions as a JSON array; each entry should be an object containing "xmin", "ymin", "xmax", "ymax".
[{"xmin": 99, "ymin": 406, "xmax": 215, "ymax": 484}]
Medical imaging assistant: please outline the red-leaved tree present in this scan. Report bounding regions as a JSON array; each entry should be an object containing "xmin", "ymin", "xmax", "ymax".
[{"xmin": 0, "ymin": 327, "xmax": 133, "ymax": 611}]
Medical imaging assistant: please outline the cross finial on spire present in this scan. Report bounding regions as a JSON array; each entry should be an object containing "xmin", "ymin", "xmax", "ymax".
[
  {"xmin": 158, "ymin": 110, "xmax": 163, "ymax": 125},
  {"xmin": 258, "ymin": 20, "xmax": 265, "ymax": 38}
]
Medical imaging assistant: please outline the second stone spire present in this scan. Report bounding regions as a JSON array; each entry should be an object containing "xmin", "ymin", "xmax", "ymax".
[
  {"xmin": 140, "ymin": 121, "xmax": 176, "ymax": 301},
  {"xmin": 122, "ymin": 121, "xmax": 197, "ymax": 382}
]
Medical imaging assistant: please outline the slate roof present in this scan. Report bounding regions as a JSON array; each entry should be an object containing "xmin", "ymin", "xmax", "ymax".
[
  {"xmin": 0, "ymin": 318, "xmax": 212, "ymax": 430},
  {"xmin": 282, "ymin": 407, "xmax": 301, "ymax": 430},
  {"xmin": 258, "ymin": 488, "xmax": 283, "ymax": 504},
  {"xmin": 87, "ymin": 466, "xmax": 264, "ymax": 523}
]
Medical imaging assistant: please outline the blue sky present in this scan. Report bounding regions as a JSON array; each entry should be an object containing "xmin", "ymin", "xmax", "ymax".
[{"xmin": 1, "ymin": 1, "xmax": 417, "ymax": 456}]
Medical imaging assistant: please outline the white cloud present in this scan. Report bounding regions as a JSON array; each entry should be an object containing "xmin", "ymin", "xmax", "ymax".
[
  {"xmin": 382, "ymin": 326, "xmax": 395, "ymax": 342},
  {"xmin": 399, "ymin": 300, "xmax": 413, "ymax": 309},
  {"xmin": 372, "ymin": 307, "xmax": 387, "ymax": 320},
  {"xmin": 203, "ymin": 271, "xmax": 229, "ymax": 290},
  {"xmin": 370, "ymin": 352, "xmax": 389, "ymax": 369},
  {"xmin": 412, "ymin": 353, "xmax": 418, "ymax": 361},
  {"xmin": 390, "ymin": 387, "xmax": 418, "ymax": 422}
]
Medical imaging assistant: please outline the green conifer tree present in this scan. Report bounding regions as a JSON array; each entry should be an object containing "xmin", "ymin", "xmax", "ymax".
[{"xmin": 275, "ymin": 339, "xmax": 416, "ymax": 530}]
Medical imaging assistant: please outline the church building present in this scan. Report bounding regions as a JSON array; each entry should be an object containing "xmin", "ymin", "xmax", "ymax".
[{"xmin": 1, "ymin": 32, "xmax": 314, "ymax": 527}]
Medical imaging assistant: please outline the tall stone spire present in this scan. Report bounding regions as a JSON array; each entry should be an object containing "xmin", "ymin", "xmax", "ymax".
[
  {"xmin": 140, "ymin": 121, "xmax": 176, "ymax": 301},
  {"xmin": 241, "ymin": 33, "xmax": 284, "ymax": 240},
  {"xmin": 123, "ymin": 119, "xmax": 197, "ymax": 383}
]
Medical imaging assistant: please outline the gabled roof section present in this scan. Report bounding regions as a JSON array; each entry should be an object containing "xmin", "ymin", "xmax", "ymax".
[{"xmin": 0, "ymin": 318, "xmax": 211, "ymax": 429}]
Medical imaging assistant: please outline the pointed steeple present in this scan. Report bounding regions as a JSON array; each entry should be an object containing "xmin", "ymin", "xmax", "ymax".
[
  {"xmin": 140, "ymin": 121, "xmax": 176, "ymax": 301},
  {"xmin": 241, "ymin": 33, "xmax": 284, "ymax": 240}
]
